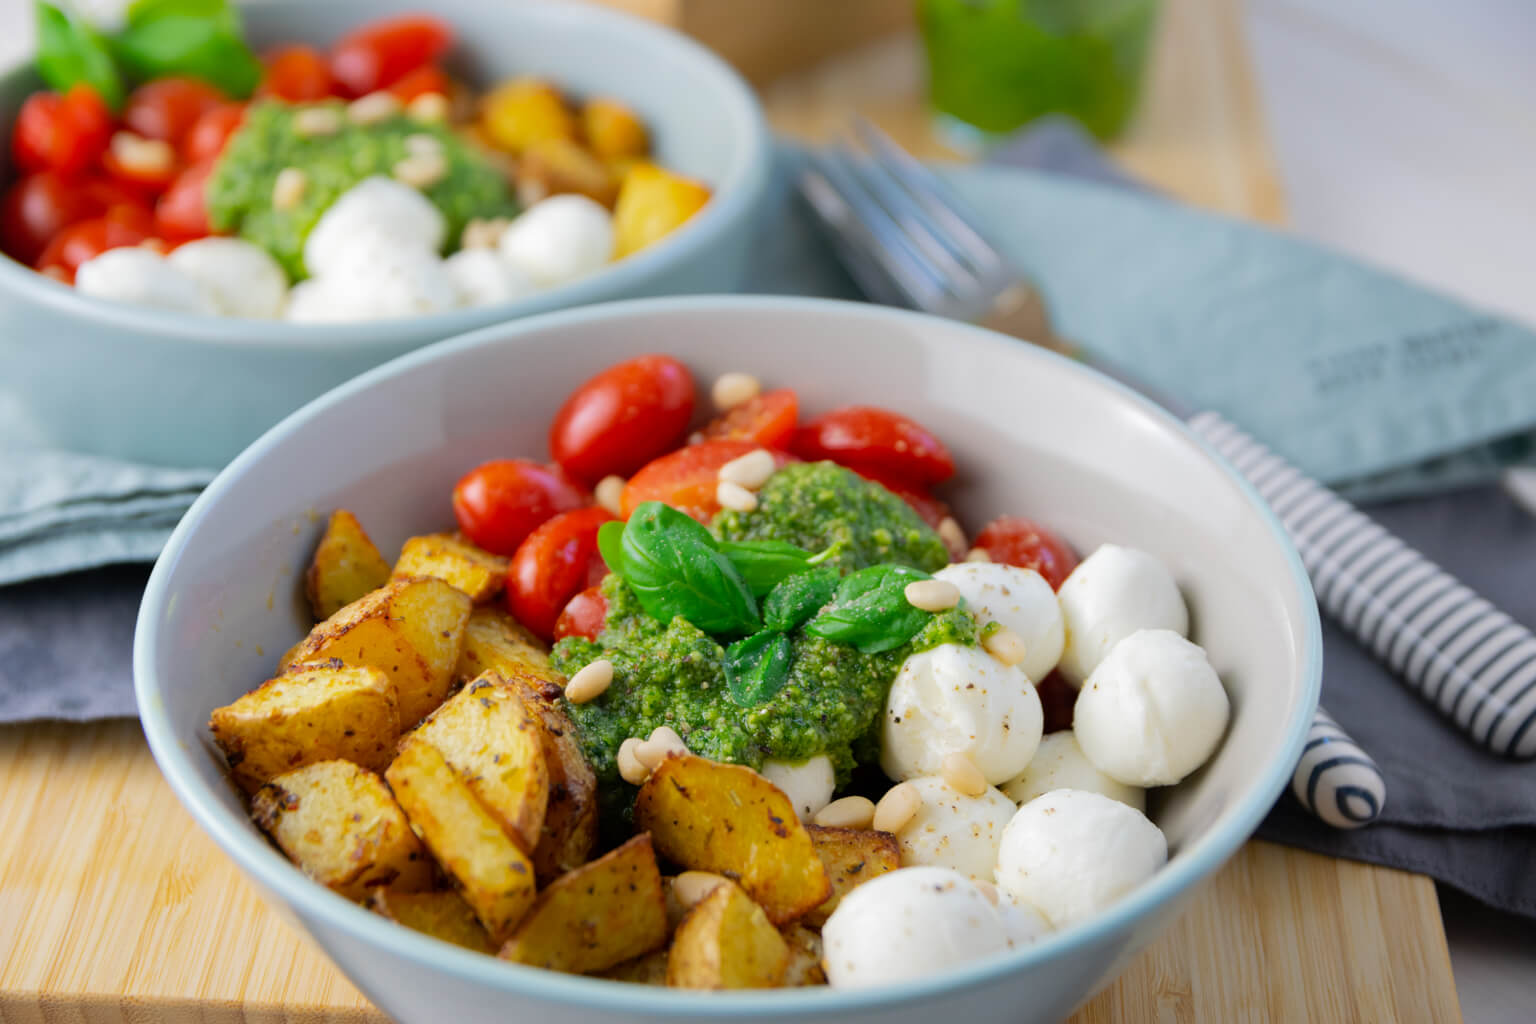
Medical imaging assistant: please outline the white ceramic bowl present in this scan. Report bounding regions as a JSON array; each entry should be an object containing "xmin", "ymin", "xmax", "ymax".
[{"xmin": 135, "ymin": 296, "xmax": 1321, "ymax": 1023}]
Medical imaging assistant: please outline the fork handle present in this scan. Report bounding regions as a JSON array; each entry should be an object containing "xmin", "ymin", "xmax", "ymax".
[{"xmin": 1190, "ymin": 411, "xmax": 1536, "ymax": 759}]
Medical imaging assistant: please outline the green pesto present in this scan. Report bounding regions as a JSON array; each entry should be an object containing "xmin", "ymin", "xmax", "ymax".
[
  {"xmin": 206, "ymin": 100, "xmax": 516, "ymax": 279},
  {"xmin": 712, "ymin": 462, "xmax": 949, "ymax": 573}
]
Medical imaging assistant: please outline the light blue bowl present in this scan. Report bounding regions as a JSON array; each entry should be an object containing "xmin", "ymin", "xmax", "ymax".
[
  {"xmin": 135, "ymin": 296, "xmax": 1322, "ymax": 1024},
  {"xmin": 0, "ymin": 0, "xmax": 770, "ymax": 468}
]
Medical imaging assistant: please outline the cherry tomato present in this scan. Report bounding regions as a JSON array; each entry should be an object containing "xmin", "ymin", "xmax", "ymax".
[
  {"xmin": 182, "ymin": 102, "xmax": 246, "ymax": 162},
  {"xmin": 507, "ymin": 507, "xmax": 615, "ymax": 640},
  {"xmin": 258, "ymin": 45, "xmax": 336, "ymax": 102},
  {"xmin": 553, "ymin": 586, "xmax": 609, "ymax": 641},
  {"xmin": 453, "ymin": 458, "xmax": 590, "ymax": 557},
  {"xmin": 549, "ymin": 354, "xmax": 696, "ymax": 484},
  {"xmin": 387, "ymin": 64, "xmax": 451, "ymax": 103},
  {"xmin": 329, "ymin": 15, "xmax": 453, "ymax": 98},
  {"xmin": 154, "ymin": 159, "xmax": 216, "ymax": 242},
  {"xmin": 35, "ymin": 205, "xmax": 154, "ymax": 282},
  {"xmin": 852, "ymin": 466, "xmax": 952, "ymax": 532},
  {"xmin": 790, "ymin": 405, "xmax": 955, "ymax": 485},
  {"xmin": 973, "ymin": 516, "xmax": 1079, "ymax": 590},
  {"xmin": 11, "ymin": 85, "xmax": 113, "ymax": 175},
  {"xmin": 698, "ymin": 389, "xmax": 798, "ymax": 448},
  {"xmin": 621, "ymin": 441, "xmax": 796, "ymax": 521},
  {"xmin": 0, "ymin": 172, "xmax": 137, "ymax": 264},
  {"xmin": 123, "ymin": 78, "xmax": 226, "ymax": 147},
  {"xmin": 1036, "ymin": 670, "xmax": 1075, "ymax": 733}
]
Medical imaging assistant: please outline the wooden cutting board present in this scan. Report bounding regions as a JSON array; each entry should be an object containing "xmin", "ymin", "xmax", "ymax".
[{"xmin": 0, "ymin": 1, "xmax": 1461, "ymax": 1021}]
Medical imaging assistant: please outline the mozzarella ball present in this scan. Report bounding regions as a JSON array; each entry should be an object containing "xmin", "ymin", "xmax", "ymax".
[
  {"xmin": 882, "ymin": 643, "xmax": 1043, "ymax": 785},
  {"xmin": 822, "ymin": 867, "xmax": 1009, "ymax": 989},
  {"xmin": 1001, "ymin": 731, "xmax": 1145, "ymax": 812},
  {"xmin": 283, "ymin": 279, "xmax": 341, "ymax": 323},
  {"xmin": 996, "ymin": 789, "xmax": 1167, "ymax": 929},
  {"xmin": 75, "ymin": 247, "xmax": 217, "ymax": 314},
  {"xmin": 995, "ymin": 893, "xmax": 1052, "ymax": 949},
  {"xmin": 303, "ymin": 175, "xmax": 446, "ymax": 277},
  {"xmin": 1074, "ymin": 629, "xmax": 1230, "ymax": 786},
  {"xmin": 443, "ymin": 248, "xmax": 537, "ymax": 307},
  {"xmin": 890, "ymin": 775, "xmax": 1016, "ymax": 881},
  {"xmin": 300, "ymin": 232, "xmax": 460, "ymax": 321},
  {"xmin": 760, "ymin": 754, "xmax": 835, "ymax": 822},
  {"xmin": 934, "ymin": 563, "xmax": 1064, "ymax": 682},
  {"xmin": 498, "ymin": 194, "xmax": 614, "ymax": 287},
  {"xmin": 168, "ymin": 238, "xmax": 288, "ymax": 318},
  {"xmin": 1056, "ymin": 544, "xmax": 1188, "ymax": 685}
]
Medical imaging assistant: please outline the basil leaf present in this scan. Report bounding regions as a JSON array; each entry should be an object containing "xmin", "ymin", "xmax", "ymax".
[
  {"xmin": 115, "ymin": 0, "xmax": 261, "ymax": 97},
  {"xmin": 724, "ymin": 630, "xmax": 794, "ymax": 706},
  {"xmin": 762, "ymin": 566, "xmax": 841, "ymax": 632},
  {"xmin": 615, "ymin": 502, "xmax": 760, "ymax": 635},
  {"xmin": 804, "ymin": 563, "xmax": 932, "ymax": 653},
  {"xmin": 596, "ymin": 519, "xmax": 627, "ymax": 577},
  {"xmin": 34, "ymin": 2, "xmax": 125, "ymax": 109},
  {"xmin": 718, "ymin": 539, "xmax": 819, "ymax": 597}
]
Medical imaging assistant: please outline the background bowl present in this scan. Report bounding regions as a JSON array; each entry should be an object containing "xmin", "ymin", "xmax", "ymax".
[
  {"xmin": 135, "ymin": 296, "xmax": 1321, "ymax": 1024},
  {"xmin": 0, "ymin": 0, "xmax": 770, "ymax": 469}
]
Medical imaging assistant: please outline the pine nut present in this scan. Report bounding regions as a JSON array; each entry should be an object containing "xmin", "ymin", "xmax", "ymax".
[
  {"xmin": 139, "ymin": 238, "xmax": 169, "ymax": 255},
  {"xmin": 716, "ymin": 480, "xmax": 758, "ymax": 513},
  {"xmin": 272, "ymin": 167, "xmax": 308, "ymax": 211},
  {"xmin": 941, "ymin": 752, "xmax": 988, "ymax": 796},
  {"xmin": 393, "ymin": 151, "xmax": 448, "ymax": 189},
  {"xmin": 872, "ymin": 781, "xmax": 922, "ymax": 834},
  {"xmin": 981, "ymin": 625, "xmax": 1027, "ymax": 667},
  {"xmin": 812, "ymin": 795, "xmax": 876, "ymax": 829},
  {"xmin": 407, "ymin": 91, "xmax": 451, "ymax": 123},
  {"xmin": 108, "ymin": 132, "xmax": 173, "ymax": 179},
  {"xmin": 404, "ymin": 132, "xmax": 443, "ymax": 157},
  {"xmin": 938, "ymin": 516, "xmax": 967, "ymax": 556},
  {"xmin": 460, "ymin": 216, "xmax": 511, "ymax": 250},
  {"xmin": 563, "ymin": 658, "xmax": 613, "ymax": 704},
  {"xmin": 711, "ymin": 371, "xmax": 760, "ymax": 411},
  {"xmin": 672, "ymin": 870, "xmax": 728, "ymax": 907},
  {"xmin": 617, "ymin": 737, "xmax": 649, "ymax": 785},
  {"xmin": 40, "ymin": 264, "xmax": 67, "ymax": 283},
  {"xmin": 594, "ymin": 475, "xmax": 627, "ymax": 516},
  {"xmin": 717, "ymin": 449, "xmax": 776, "ymax": 490},
  {"xmin": 636, "ymin": 725, "xmax": 687, "ymax": 769},
  {"xmin": 973, "ymin": 879, "xmax": 1001, "ymax": 906},
  {"xmin": 293, "ymin": 105, "xmax": 342, "ymax": 137},
  {"xmin": 966, "ymin": 547, "xmax": 992, "ymax": 563},
  {"xmin": 904, "ymin": 579, "xmax": 960, "ymax": 611},
  {"xmin": 348, "ymin": 91, "xmax": 401, "ymax": 125}
]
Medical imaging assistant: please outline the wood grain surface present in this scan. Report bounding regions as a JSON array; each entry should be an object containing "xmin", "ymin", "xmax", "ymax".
[{"xmin": 0, "ymin": 0, "xmax": 1461, "ymax": 1021}]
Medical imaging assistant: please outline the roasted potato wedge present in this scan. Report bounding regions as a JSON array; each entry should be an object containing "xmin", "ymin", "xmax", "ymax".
[
  {"xmin": 598, "ymin": 948, "xmax": 670, "ymax": 985},
  {"xmin": 251, "ymin": 760, "xmax": 431, "ymax": 901},
  {"xmin": 210, "ymin": 660, "xmax": 400, "ymax": 792},
  {"xmin": 499, "ymin": 833, "xmax": 668, "ymax": 973},
  {"xmin": 392, "ymin": 533, "xmax": 508, "ymax": 604},
  {"xmin": 581, "ymin": 97, "xmax": 648, "ymax": 161},
  {"xmin": 612, "ymin": 163, "xmax": 711, "ymax": 259},
  {"xmin": 370, "ymin": 886, "xmax": 494, "ymax": 954},
  {"xmin": 781, "ymin": 925, "xmax": 827, "ymax": 987},
  {"xmin": 516, "ymin": 137, "xmax": 619, "ymax": 207},
  {"xmin": 454, "ymin": 607, "xmax": 563, "ymax": 688},
  {"xmin": 414, "ymin": 674, "xmax": 549, "ymax": 853},
  {"xmin": 386, "ymin": 736, "xmax": 537, "ymax": 940},
  {"xmin": 666, "ymin": 879, "xmax": 789, "ymax": 990},
  {"xmin": 305, "ymin": 509, "xmax": 392, "ymax": 621},
  {"xmin": 283, "ymin": 576, "xmax": 472, "ymax": 727},
  {"xmin": 481, "ymin": 77, "xmax": 576, "ymax": 153},
  {"xmin": 504, "ymin": 672, "xmax": 598, "ymax": 882},
  {"xmin": 803, "ymin": 824, "xmax": 902, "ymax": 927},
  {"xmin": 634, "ymin": 754, "xmax": 832, "ymax": 925}
]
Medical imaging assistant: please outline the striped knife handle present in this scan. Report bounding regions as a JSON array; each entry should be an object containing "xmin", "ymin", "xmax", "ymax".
[{"xmin": 1190, "ymin": 411, "xmax": 1536, "ymax": 760}]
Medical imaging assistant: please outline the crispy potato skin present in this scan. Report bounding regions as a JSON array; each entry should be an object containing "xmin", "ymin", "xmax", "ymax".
[
  {"xmin": 597, "ymin": 947, "xmax": 670, "ymax": 985},
  {"xmin": 284, "ymin": 576, "xmax": 472, "ymax": 727},
  {"xmin": 386, "ymin": 737, "xmax": 537, "ymax": 941},
  {"xmin": 581, "ymin": 97, "xmax": 648, "ymax": 162},
  {"xmin": 392, "ymin": 533, "xmax": 508, "ymax": 604},
  {"xmin": 502, "ymin": 670, "xmax": 598, "ymax": 882},
  {"xmin": 781, "ymin": 925, "xmax": 827, "ymax": 987},
  {"xmin": 251, "ymin": 760, "xmax": 431, "ymax": 901},
  {"xmin": 499, "ymin": 833, "xmax": 668, "ymax": 974},
  {"xmin": 666, "ymin": 879, "xmax": 789, "ymax": 990},
  {"xmin": 210, "ymin": 661, "xmax": 400, "ymax": 793},
  {"xmin": 516, "ymin": 138, "xmax": 619, "ymax": 208},
  {"xmin": 369, "ymin": 887, "xmax": 495, "ymax": 954},
  {"xmin": 803, "ymin": 825, "xmax": 902, "ymax": 927},
  {"xmin": 454, "ymin": 607, "xmax": 563, "ymax": 688},
  {"xmin": 306, "ymin": 510, "xmax": 392, "ymax": 621},
  {"xmin": 634, "ymin": 754, "xmax": 832, "ymax": 925}
]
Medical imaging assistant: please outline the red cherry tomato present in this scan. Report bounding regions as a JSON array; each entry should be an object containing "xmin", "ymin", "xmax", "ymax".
[
  {"xmin": 182, "ymin": 102, "xmax": 246, "ymax": 162},
  {"xmin": 453, "ymin": 458, "xmax": 591, "ymax": 557},
  {"xmin": 10, "ymin": 85, "xmax": 113, "ymax": 175},
  {"xmin": 35, "ymin": 205, "xmax": 154, "ymax": 282},
  {"xmin": 387, "ymin": 64, "xmax": 451, "ymax": 103},
  {"xmin": 973, "ymin": 516, "xmax": 1079, "ymax": 590},
  {"xmin": 1036, "ymin": 670, "xmax": 1076, "ymax": 734},
  {"xmin": 329, "ymin": 15, "xmax": 453, "ymax": 98},
  {"xmin": 507, "ymin": 507, "xmax": 615, "ymax": 641},
  {"xmin": 154, "ymin": 159, "xmax": 216, "ymax": 242},
  {"xmin": 554, "ymin": 586, "xmax": 609, "ymax": 641},
  {"xmin": 0, "ymin": 172, "xmax": 138, "ymax": 264},
  {"xmin": 258, "ymin": 45, "xmax": 336, "ymax": 102},
  {"xmin": 852, "ymin": 466, "xmax": 952, "ymax": 533},
  {"xmin": 621, "ymin": 441, "xmax": 796, "ymax": 522},
  {"xmin": 123, "ymin": 78, "xmax": 226, "ymax": 147},
  {"xmin": 549, "ymin": 355, "xmax": 696, "ymax": 484},
  {"xmin": 791, "ymin": 406, "xmax": 955, "ymax": 485},
  {"xmin": 698, "ymin": 389, "xmax": 799, "ymax": 448}
]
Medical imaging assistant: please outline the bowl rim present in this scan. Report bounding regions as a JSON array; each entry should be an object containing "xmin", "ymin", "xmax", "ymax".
[
  {"xmin": 0, "ymin": 0, "xmax": 772, "ymax": 352},
  {"xmin": 134, "ymin": 294, "xmax": 1323, "ymax": 1017}
]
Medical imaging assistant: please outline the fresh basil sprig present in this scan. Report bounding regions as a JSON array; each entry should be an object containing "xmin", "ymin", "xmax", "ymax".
[
  {"xmin": 717, "ymin": 539, "xmax": 835, "ymax": 597},
  {"xmin": 34, "ymin": 2, "xmax": 125, "ymax": 108},
  {"xmin": 597, "ymin": 502, "xmax": 761, "ymax": 636},
  {"xmin": 114, "ymin": 0, "xmax": 262, "ymax": 98},
  {"xmin": 723, "ymin": 630, "xmax": 794, "ymax": 706},
  {"xmin": 803, "ymin": 563, "xmax": 935, "ymax": 653},
  {"xmin": 762, "ymin": 566, "xmax": 840, "ymax": 632}
]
